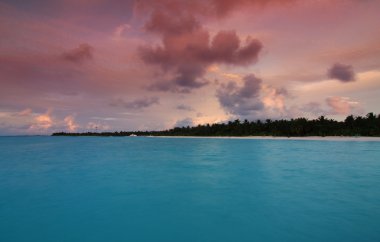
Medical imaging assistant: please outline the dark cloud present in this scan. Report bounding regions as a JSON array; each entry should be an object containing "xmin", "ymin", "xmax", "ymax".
[
  {"xmin": 208, "ymin": 31, "xmax": 262, "ymax": 65},
  {"xmin": 327, "ymin": 63, "xmax": 356, "ymax": 82},
  {"xmin": 173, "ymin": 64, "xmax": 209, "ymax": 88},
  {"xmin": 110, "ymin": 97, "xmax": 159, "ymax": 109},
  {"xmin": 135, "ymin": 0, "xmax": 299, "ymax": 93},
  {"xmin": 62, "ymin": 43, "xmax": 94, "ymax": 63},
  {"xmin": 139, "ymin": 10, "xmax": 262, "ymax": 93},
  {"xmin": 176, "ymin": 104, "xmax": 194, "ymax": 111},
  {"xmin": 174, "ymin": 117, "xmax": 193, "ymax": 127},
  {"xmin": 216, "ymin": 74, "xmax": 264, "ymax": 117}
]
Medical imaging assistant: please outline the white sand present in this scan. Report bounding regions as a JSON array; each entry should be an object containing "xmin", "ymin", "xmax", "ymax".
[{"xmin": 150, "ymin": 136, "xmax": 380, "ymax": 142}]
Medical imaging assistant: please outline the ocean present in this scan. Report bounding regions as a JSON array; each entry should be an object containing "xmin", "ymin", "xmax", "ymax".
[{"xmin": 1, "ymin": 136, "xmax": 379, "ymax": 242}]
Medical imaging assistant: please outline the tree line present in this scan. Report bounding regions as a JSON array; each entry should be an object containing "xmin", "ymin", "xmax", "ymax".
[{"xmin": 52, "ymin": 113, "xmax": 380, "ymax": 137}]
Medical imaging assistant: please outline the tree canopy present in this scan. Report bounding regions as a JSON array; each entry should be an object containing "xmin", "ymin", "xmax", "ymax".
[{"xmin": 53, "ymin": 113, "xmax": 380, "ymax": 137}]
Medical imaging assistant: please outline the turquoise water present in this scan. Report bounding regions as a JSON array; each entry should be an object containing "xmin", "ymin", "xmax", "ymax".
[{"xmin": 0, "ymin": 137, "xmax": 380, "ymax": 242}]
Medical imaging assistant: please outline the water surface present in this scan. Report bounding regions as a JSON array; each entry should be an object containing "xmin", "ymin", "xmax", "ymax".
[{"xmin": 1, "ymin": 136, "xmax": 379, "ymax": 242}]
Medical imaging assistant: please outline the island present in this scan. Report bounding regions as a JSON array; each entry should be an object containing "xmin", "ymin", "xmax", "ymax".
[{"xmin": 52, "ymin": 113, "xmax": 380, "ymax": 137}]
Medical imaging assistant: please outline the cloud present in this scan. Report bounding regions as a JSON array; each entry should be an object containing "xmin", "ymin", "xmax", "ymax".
[
  {"xmin": 0, "ymin": 108, "xmax": 89, "ymax": 134},
  {"xmin": 210, "ymin": 31, "xmax": 262, "ymax": 65},
  {"xmin": 262, "ymin": 85, "xmax": 288, "ymax": 112},
  {"xmin": 16, "ymin": 108, "xmax": 33, "ymax": 117},
  {"xmin": 113, "ymin": 23, "xmax": 131, "ymax": 39},
  {"xmin": 326, "ymin": 96, "xmax": 361, "ymax": 115},
  {"xmin": 139, "ymin": 10, "xmax": 262, "ymax": 93},
  {"xmin": 299, "ymin": 97, "xmax": 363, "ymax": 117},
  {"xmin": 327, "ymin": 63, "xmax": 356, "ymax": 82},
  {"xmin": 64, "ymin": 115, "xmax": 78, "ymax": 132},
  {"xmin": 176, "ymin": 104, "xmax": 194, "ymax": 111},
  {"xmin": 216, "ymin": 74, "xmax": 291, "ymax": 119},
  {"xmin": 211, "ymin": 0, "xmax": 293, "ymax": 16},
  {"xmin": 145, "ymin": 11, "xmax": 201, "ymax": 36},
  {"xmin": 0, "ymin": 109, "xmax": 34, "ymax": 134},
  {"xmin": 174, "ymin": 117, "xmax": 194, "ymax": 127},
  {"xmin": 110, "ymin": 97, "xmax": 159, "ymax": 109},
  {"xmin": 216, "ymin": 74, "xmax": 264, "ymax": 117},
  {"xmin": 300, "ymin": 102, "xmax": 326, "ymax": 116},
  {"xmin": 30, "ymin": 110, "xmax": 53, "ymax": 130},
  {"xmin": 135, "ymin": 0, "xmax": 295, "ymax": 19},
  {"xmin": 62, "ymin": 43, "xmax": 94, "ymax": 63}
]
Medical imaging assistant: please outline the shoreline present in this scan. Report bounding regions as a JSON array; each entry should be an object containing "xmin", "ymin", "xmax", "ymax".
[
  {"xmin": 3, "ymin": 135, "xmax": 380, "ymax": 141},
  {"xmin": 150, "ymin": 136, "xmax": 380, "ymax": 142}
]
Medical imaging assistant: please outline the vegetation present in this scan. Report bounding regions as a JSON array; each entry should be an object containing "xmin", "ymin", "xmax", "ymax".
[{"xmin": 52, "ymin": 113, "xmax": 380, "ymax": 137}]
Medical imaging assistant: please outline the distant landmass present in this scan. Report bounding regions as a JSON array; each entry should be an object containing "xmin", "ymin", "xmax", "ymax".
[{"xmin": 52, "ymin": 113, "xmax": 380, "ymax": 137}]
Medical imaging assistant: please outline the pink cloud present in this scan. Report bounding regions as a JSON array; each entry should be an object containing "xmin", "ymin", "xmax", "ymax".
[
  {"xmin": 64, "ymin": 115, "xmax": 79, "ymax": 132},
  {"xmin": 262, "ymin": 85, "xmax": 288, "ymax": 112},
  {"xmin": 326, "ymin": 96, "xmax": 361, "ymax": 115},
  {"xmin": 135, "ymin": 0, "xmax": 295, "ymax": 19},
  {"xmin": 1, "ymin": 0, "xmax": 379, "ymax": 134},
  {"xmin": 0, "ymin": 108, "xmax": 82, "ymax": 134},
  {"xmin": 30, "ymin": 110, "xmax": 54, "ymax": 131},
  {"xmin": 16, "ymin": 108, "xmax": 33, "ymax": 117},
  {"xmin": 140, "ymin": 10, "xmax": 262, "ymax": 92}
]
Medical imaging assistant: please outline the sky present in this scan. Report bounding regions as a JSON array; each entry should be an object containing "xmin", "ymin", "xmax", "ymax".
[{"xmin": 1, "ymin": 0, "xmax": 380, "ymax": 135}]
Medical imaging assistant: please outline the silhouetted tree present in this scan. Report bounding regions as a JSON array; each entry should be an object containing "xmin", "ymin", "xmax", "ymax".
[{"xmin": 53, "ymin": 113, "xmax": 380, "ymax": 137}]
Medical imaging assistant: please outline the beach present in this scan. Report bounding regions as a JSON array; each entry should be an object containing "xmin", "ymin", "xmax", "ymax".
[{"xmin": 153, "ymin": 136, "xmax": 380, "ymax": 142}]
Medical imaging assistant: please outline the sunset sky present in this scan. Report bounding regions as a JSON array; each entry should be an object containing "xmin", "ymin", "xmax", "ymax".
[{"xmin": 1, "ymin": 0, "xmax": 380, "ymax": 135}]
